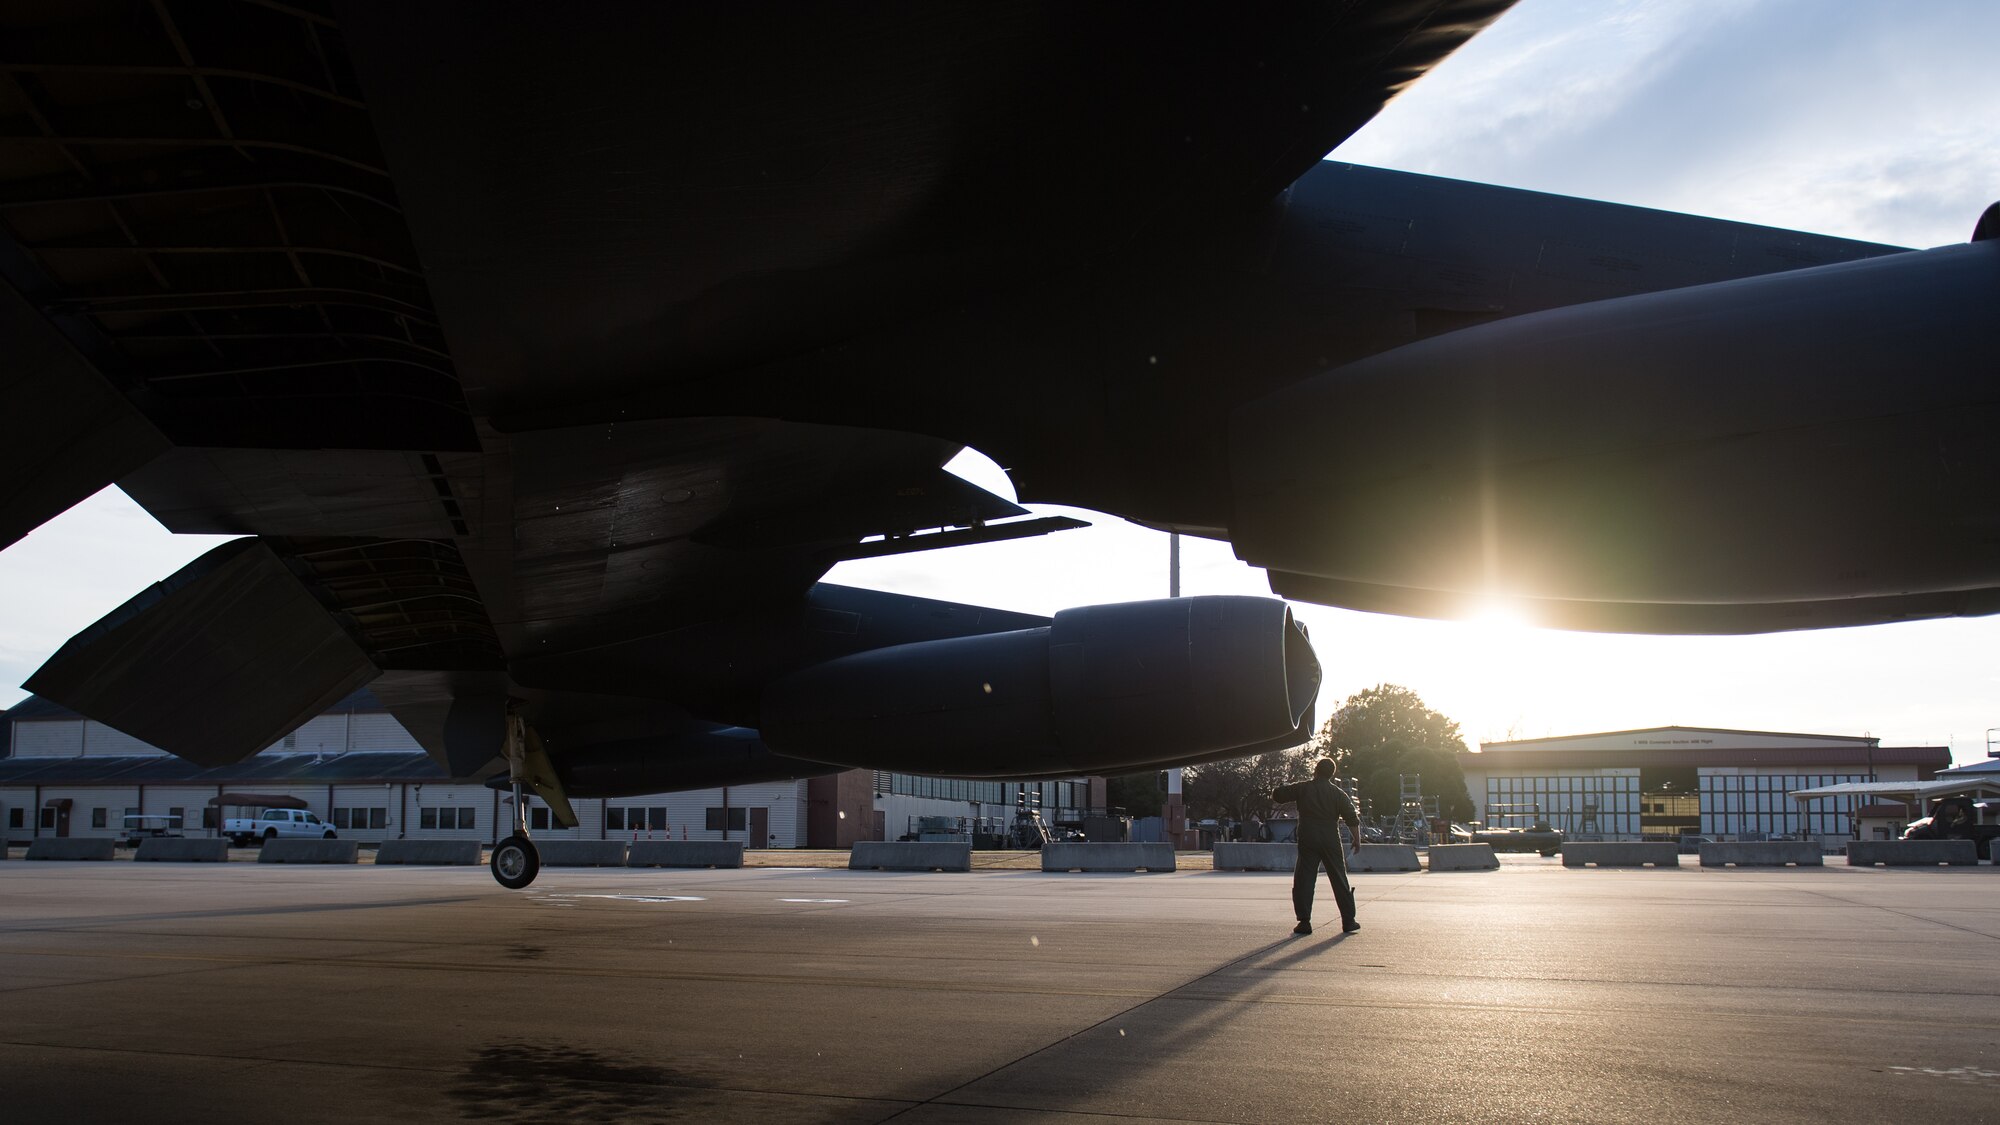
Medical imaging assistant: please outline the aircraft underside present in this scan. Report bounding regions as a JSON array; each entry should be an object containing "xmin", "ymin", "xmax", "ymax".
[{"xmin": 2, "ymin": 2, "xmax": 1995, "ymax": 886}]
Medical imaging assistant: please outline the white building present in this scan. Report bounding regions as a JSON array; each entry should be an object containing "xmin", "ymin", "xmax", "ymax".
[
  {"xmin": 1462, "ymin": 726, "xmax": 1949, "ymax": 845},
  {"xmin": 0, "ymin": 692, "xmax": 1096, "ymax": 848}
]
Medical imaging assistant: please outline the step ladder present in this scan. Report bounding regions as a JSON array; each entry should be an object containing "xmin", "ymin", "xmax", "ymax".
[{"xmin": 1394, "ymin": 773, "xmax": 1427, "ymax": 842}]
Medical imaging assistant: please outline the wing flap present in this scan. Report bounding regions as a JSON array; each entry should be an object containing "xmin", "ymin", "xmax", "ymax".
[{"xmin": 24, "ymin": 539, "xmax": 378, "ymax": 766}]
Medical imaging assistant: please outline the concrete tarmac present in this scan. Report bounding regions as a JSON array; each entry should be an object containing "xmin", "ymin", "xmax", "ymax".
[{"xmin": 2, "ymin": 854, "xmax": 1996, "ymax": 1123}]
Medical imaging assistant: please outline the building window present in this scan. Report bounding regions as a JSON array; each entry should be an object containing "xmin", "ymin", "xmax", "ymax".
[
  {"xmin": 423, "ymin": 806, "xmax": 477, "ymax": 831},
  {"xmin": 168, "ymin": 806, "xmax": 184, "ymax": 826},
  {"xmin": 333, "ymin": 806, "xmax": 389, "ymax": 831},
  {"xmin": 92, "ymin": 808, "xmax": 107, "ymax": 828},
  {"xmin": 7, "ymin": 808, "xmax": 22, "ymax": 829},
  {"xmin": 705, "ymin": 807, "xmax": 747, "ymax": 832},
  {"xmin": 202, "ymin": 807, "xmax": 218, "ymax": 829},
  {"xmin": 41, "ymin": 808, "xmax": 56, "ymax": 830},
  {"xmin": 610, "ymin": 807, "xmax": 671, "ymax": 833},
  {"xmin": 530, "ymin": 807, "xmax": 553, "ymax": 831},
  {"xmin": 283, "ymin": 732, "xmax": 298, "ymax": 749},
  {"xmin": 888, "ymin": 773, "xmax": 1006, "ymax": 803}
]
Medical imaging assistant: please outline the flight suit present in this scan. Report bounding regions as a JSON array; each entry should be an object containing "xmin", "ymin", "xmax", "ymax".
[{"xmin": 1271, "ymin": 777, "xmax": 1359, "ymax": 927}]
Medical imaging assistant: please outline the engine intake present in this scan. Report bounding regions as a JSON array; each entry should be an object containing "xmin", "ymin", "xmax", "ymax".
[{"xmin": 759, "ymin": 596, "xmax": 1319, "ymax": 777}]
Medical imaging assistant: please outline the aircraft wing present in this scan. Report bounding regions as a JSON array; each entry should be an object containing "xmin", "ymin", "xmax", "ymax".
[
  {"xmin": 6, "ymin": 0, "xmax": 1999, "ymax": 806},
  {"xmin": 13, "ymin": 0, "xmax": 1471, "ymax": 777}
]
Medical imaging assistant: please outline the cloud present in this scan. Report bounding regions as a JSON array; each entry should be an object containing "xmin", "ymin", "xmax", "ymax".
[{"xmin": 1337, "ymin": 0, "xmax": 2000, "ymax": 247}]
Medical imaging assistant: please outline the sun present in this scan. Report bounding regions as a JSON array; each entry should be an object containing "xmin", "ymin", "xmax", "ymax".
[
  {"xmin": 1450, "ymin": 599, "xmax": 1558, "ymax": 744},
  {"xmin": 1466, "ymin": 599, "xmax": 1536, "ymax": 637}
]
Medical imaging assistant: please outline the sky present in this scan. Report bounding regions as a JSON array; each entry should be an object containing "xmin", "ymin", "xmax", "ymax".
[{"xmin": 3, "ymin": 0, "xmax": 1997, "ymax": 765}]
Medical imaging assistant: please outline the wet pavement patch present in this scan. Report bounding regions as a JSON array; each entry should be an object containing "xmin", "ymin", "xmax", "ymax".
[{"xmin": 450, "ymin": 1040, "xmax": 719, "ymax": 1122}]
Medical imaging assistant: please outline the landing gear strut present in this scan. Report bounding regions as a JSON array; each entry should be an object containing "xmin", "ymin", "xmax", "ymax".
[{"xmin": 491, "ymin": 715, "xmax": 541, "ymax": 889}]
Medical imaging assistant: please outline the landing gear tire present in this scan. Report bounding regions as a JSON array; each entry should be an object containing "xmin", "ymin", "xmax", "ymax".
[{"xmin": 492, "ymin": 834, "xmax": 540, "ymax": 890}]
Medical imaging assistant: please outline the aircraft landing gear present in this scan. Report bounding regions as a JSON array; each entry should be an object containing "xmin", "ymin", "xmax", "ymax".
[
  {"xmin": 491, "ymin": 716, "xmax": 540, "ymax": 890},
  {"xmin": 492, "ymin": 828, "xmax": 540, "ymax": 889}
]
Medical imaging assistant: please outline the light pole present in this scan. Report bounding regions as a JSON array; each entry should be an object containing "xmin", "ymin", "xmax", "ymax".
[{"xmin": 1163, "ymin": 532, "xmax": 1187, "ymax": 848}]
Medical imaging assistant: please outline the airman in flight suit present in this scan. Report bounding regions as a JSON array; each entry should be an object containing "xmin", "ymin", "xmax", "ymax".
[{"xmin": 1271, "ymin": 758, "xmax": 1362, "ymax": 936}]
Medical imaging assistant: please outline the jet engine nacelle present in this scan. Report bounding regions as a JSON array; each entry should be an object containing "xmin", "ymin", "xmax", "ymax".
[
  {"xmin": 758, "ymin": 596, "xmax": 1320, "ymax": 776},
  {"xmin": 1230, "ymin": 238, "xmax": 2000, "ymax": 633}
]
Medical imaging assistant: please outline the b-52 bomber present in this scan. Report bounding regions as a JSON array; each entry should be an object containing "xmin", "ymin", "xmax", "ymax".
[{"xmin": 3, "ymin": 3, "xmax": 1994, "ymax": 887}]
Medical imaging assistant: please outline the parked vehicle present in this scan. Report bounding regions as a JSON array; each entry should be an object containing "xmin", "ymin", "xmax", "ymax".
[
  {"xmin": 1903, "ymin": 797, "xmax": 2000, "ymax": 860},
  {"xmin": 121, "ymin": 814, "xmax": 184, "ymax": 847},
  {"xmin": 1470, "ymin": 822, "xmax": 1564, "ymax": 857},
  {"xmin": 225, "ymin": 808, "xmax": 336, "ymax": 847}
]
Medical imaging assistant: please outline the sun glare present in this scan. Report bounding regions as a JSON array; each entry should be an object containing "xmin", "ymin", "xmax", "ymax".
[
  {"xmin": 1452, "ymin": 599, "xmax": 1557, "ymax": 745},
  {"xmin": 1466, "ymin": 600, "xmax": 1535, "ymax": 636}
]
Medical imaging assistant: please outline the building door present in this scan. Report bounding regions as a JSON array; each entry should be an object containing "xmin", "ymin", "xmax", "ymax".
[
  {"xmin": 1639, "ymin": 766, "xmax": 1701, "ymax": 839},
  {"xmin": 53, "ymin": 803, "xmax": 70, "ymax": 837},
  {"xmin": 749, "ymin": 807, "xmax": 770, "ymax": 848}
]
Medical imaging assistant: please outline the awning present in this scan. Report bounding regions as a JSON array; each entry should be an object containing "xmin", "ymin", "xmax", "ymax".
[
  {"xmin": 1789, "ymin": 779, "xmax": 2000, "ymax": 805},
  {"xmin": 42, "ymin": 797, "xmax": 71, "ymax": 810},
  {"xmin": 205, "ymin": 792, "xmax": 309, "ymax": 809}
]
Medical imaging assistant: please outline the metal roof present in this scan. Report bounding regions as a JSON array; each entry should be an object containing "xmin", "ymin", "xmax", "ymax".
[
  {"xmin": 1481, "ymin": 725, "xmax": 1882, "ymax": 749},
  {"xmin": 0, "ymin": 750, "xmax": 451, "ymax": 787},
  {"xmin": 1787, "ymin": 779, "xmax": 2000, "ymax": 803},
  {"xmin": 1939, "ymin": 758, "xmax": 2000, "ymax": 776},
  {"xmin": 1462, "ymin": 746, "xmax": 1947, "ymax": 770}
]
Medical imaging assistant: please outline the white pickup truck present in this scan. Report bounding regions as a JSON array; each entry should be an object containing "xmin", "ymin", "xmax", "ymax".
[{"xmin": 225, "ymin": 808, "xmax": 337, "ymax": 847}]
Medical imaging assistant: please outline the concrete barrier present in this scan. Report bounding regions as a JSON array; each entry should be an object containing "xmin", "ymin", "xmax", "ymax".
[
  {"xmin": 1699, "ymin": 841, "xmax": 1823, "ymax": 867},
  {"xmin": 849, "ymin": 841, "xmax": 972, "ymax": 871},
  {"xmin": 1426, "ymin": 844, "xmax": 1499, "ymax": 871},
  {"xmin": 1212, "ymin": 842, "xmax": 1296, "ymax": 871},
  {"xmin": 374, "ymin": 839, "xmax": 483, "ymax": 866},
  {"xmin": 1561, "ymin": 842, "xmax": 1680, "ymax": 868},
  {"xmin": 536, "ymin": 840, "xmax": 630, "ymax": 867},
  {"xmin": 1041, "ymin": 842, "xmax": 1175, "ymax": 872},
  {"xmin": 259, "ymin": 839, "xmax": 360, "ymax": 864},
  {"xmin": 1846, "ymin": 840, "xmax": 1978, "ymax": 866},
  {"xmin": 134, "ymin": 838, "xmax": 229, "ymax": 862},
  {"xmin": 1348, "ymin": 844, "xmax": 1421, "ymax": 872},
  {"xmin": 627, "ymin": 841, "xmax": 745, "ymax": 868},
  {"xmin": 25, "ymin": 838, "xmax": 116, "ymax": 861}
]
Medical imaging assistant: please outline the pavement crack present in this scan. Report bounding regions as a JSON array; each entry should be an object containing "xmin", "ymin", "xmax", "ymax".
[{"xmin": 1790, "ymin": 886, "xmax": 2000, "ymax": 942}]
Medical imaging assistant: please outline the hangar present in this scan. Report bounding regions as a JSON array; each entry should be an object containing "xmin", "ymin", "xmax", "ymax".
[
  {"xmin": 1463, "ymin": 727, "xmax": 1950, "ymax": 846},
  {"xmin": 0, "ymin": 693, "xmax": 1095, "ymax": 849}
]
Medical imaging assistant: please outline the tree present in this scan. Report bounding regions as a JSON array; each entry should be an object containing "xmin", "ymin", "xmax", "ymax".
[
  {"xmin": 1105, "ymin": 771, "xmax": 1165, "ymax": 816},
  {"xmin": 1316, "ymin": 684, "xmax": 1474, "ymax": 823},
  {"xmin": 1184, "ymin": 745, "xmax": 1314, "ymax": 823}
]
